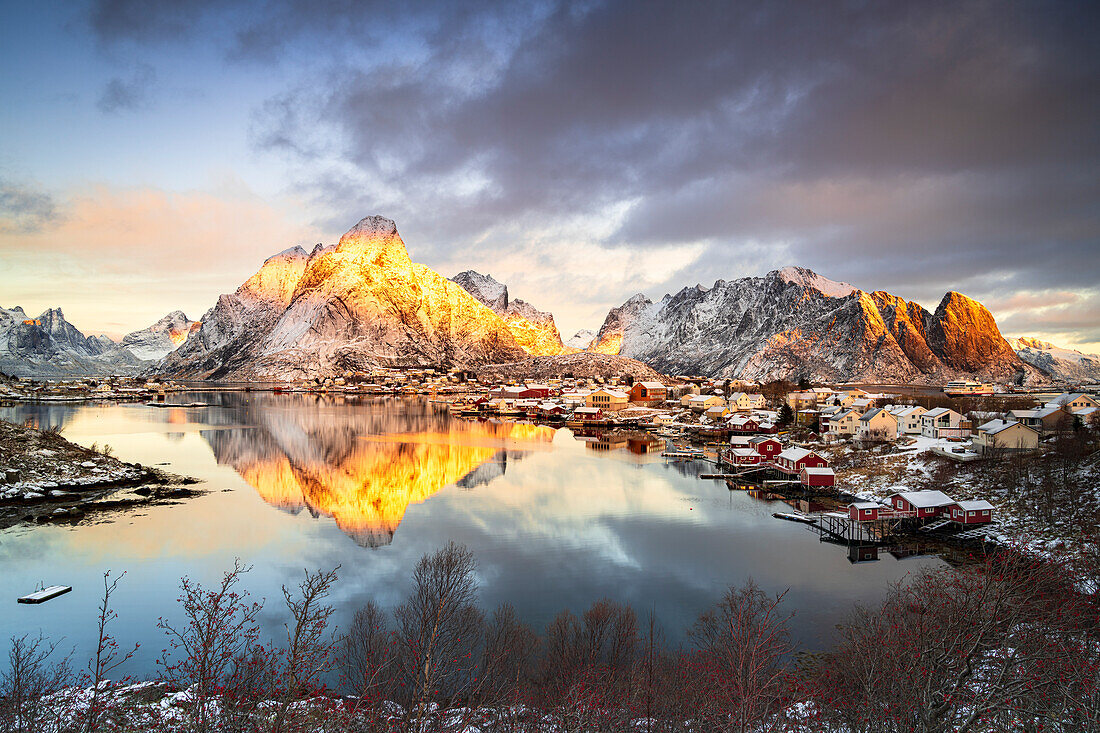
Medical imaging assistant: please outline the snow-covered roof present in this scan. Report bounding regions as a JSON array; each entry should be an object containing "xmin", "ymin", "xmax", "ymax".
[
  {"xmin": 953, "ymin": 500, "xmax": 994, "ymax": 512},
  {"xmin": 730, "ymin": 448, "xmax": 758, "ymax": 457},
  {"xmin": 892, "ymin": 490, "xmax": 954, "ymax": 508},
  {"xmin": 850, "ymin": 501, "xmax": 883, "ymax": 510},
  {"xmin": 923, "ymin": 407, "xmax": 952, "ymax": 418},
  {"xmin": 574, "ymin": 406, "xmax": 602, "ymax": 414},
  {"xmin": 637, "ymin": 381, "xmax": 665, "ymax": 389},
  {"xmin": 801, "ymin": 467, "xmax": 834, "ymax": 476},
  {"xmin": 777, "ymin": 447, "xmax": 814, "ymax": 462},
  {"xmin": 978, "ymin": 419, "xmax": 1022, "ymax": 435},
  {"xmin": 593, "ymin": 389, "xmax": 628, "ymax": 399}
]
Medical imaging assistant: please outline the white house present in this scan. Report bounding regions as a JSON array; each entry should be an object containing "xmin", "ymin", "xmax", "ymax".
[{"xmin": 921, "ymin": 408, "xmax": 970, "ymax": 439}]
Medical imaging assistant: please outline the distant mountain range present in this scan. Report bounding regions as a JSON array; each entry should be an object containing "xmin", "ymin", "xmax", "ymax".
[
  {"xmin": 0, "ymin": 306, "xmax": 196, "ymax": 378},
  {"xmin": 1, "ymin": 215, "xmax": 1086, "ymax": 385},
  {"xmin": 585, "ymin": 266, "xmax": 1036, "ymax": 384}
]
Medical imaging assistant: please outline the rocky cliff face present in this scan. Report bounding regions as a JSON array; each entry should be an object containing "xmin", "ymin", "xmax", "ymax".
[
  {"xmin": 1007, "ymin": 337, "xmax": 1100, "ymax": 383},
  {"xmin": 1, "ymin": 307, "xmax": 105, "ymax": 377},
  {"xmin": 592, "ymin": 266, "xmax": 1034, "ymax": 383},
  {"xmin": 451, "ymin": 270, "xmax": 566, "ymax": 356},
  {"xmin": 159, "ymin": 217, "xmax": 527, "ymax": 380},
  {"xmin": 588, "ymin": 294, "xmax": 652, "ymax": 355}
]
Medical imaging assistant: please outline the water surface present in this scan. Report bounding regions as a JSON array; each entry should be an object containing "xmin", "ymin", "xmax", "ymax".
[{"xmin": 0, "ymin": 393, "xmax": 946, "ymax": 676}]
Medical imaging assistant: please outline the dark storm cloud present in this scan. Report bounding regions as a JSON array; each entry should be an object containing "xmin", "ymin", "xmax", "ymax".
[
  {"xmin": 0, "ymin": 179, "xmax": 62, "ymax": 234},
  {"xmin": 86, "ymin": 0, "xmax": 1100, "ymax": 342},
  {"xmin": 96, "ymin": 64, "xmax": 156, "ymax": 113}
]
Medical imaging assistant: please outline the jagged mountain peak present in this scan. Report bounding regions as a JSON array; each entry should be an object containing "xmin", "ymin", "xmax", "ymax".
[
  {"xmin": 589, "ymin": 267, "xmax": 1032, "ymax": 384},
  {"xmin": 158, "ymin": 216, "xmax": 527, "ymax": 380},
  {"xmin": 340, "ymin": 215, "xmax": 398, "ymax": 242},
  {"xmin": 266, "ymin": 245, "xmax": 310, "ymax": 264},
  {"xmin": 773, "ymin": 266, "xmax": 857, "ymax": 298}
]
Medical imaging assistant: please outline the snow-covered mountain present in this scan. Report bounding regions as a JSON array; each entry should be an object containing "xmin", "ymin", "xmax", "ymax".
[
  {"xmin": 590, "ymin": 266, "xmax": 1034, "ymax": 384},
  {"xmin": 565, "ymin": 329, "xmax": 596, "ymax": 350},
  {"xmin": 0, "ymin": 307, "xmax": 119, "ymax": 377},
  {"xmin": 118, "ymin": 311, "xmax": 200, "ymax": 361},
  {"xmin": 0, "ymin": 307, "xmax": 203, "ymax": 377},
  {"xmin": 158, "ymin": 216, "xmax": 527, "ymax": 380},
  {"xmin": 1007, "ymin": 337, "xmax": 1100, "ymax": 383},
  {"xmin": 451, "ymin": 271, "xmax": 566, "ymax": 355}
]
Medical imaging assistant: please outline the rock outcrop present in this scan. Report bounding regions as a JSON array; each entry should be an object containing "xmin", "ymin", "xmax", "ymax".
[{"xmin": 451, "ymin": 271, "xmax": 566, "ymax": 355}]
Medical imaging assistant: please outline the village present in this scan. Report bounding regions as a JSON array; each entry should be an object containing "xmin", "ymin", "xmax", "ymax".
[{"xmin": 3, "ymin": 365, "xmax": 1100, "ymax": 559}]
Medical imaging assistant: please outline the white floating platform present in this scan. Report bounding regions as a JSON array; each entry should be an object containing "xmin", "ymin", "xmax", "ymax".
[{"xmin": 18, "ymin": 585, "xmax": 72, "ymax": 604}]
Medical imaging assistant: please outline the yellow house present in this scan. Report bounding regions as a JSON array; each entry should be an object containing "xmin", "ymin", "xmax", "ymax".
[
  {"xmin": 587, "ymin": 388, "xmax": 629, "ymax": 412},
  {"xmin": 972, "ymin": 420, "xmax": 1039, "ymax": 453},
  {"xmin": 685, "ymin": 394, "xmax": 725, "ymax": 412},
  {"xmin": 828, "ymin": 408, "xmax": 863, "ymax": 436}
]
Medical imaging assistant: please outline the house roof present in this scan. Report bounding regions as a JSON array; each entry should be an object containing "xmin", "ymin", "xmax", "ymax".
[
  {"xmin": 979, "ymin": 419, "xmax": 1023, "ymax": 435},
  {"xmin": 748, "ymin": 435, "xmax": 779, "ymax": 444},
  {"xmin": 574, "ymin": 407, "xmax": 602, "ymax": 414},
  {"xmin": 593, "ymin": 389, "xmax": 628, "ymax": 399},
  {"xmin": 850, "ymin": 501, "xmax": 884, "ymax": 510},
  {"xmin": 892, "ymin": 490, "xmax": 954, "ymax": 508},
  {"xmin": 923, "ymin": 407, "xmax": 953, "ymax": 418},
  {"xmin": 637, "ymin": 381, "xmax": 665, "ymax": 389},
  {"xmin": 730, "ymin": 448, "xmax": 758, "ymax": 457},
  {"xmin": 953, "ymin": 500, "xmax": 994, "ymax": 512},
  {"xmin": 860, "ymin": 407, "xmax": 895, "ymax": 422},
  {"xmin": 777, "ymin": 447, "xmax": 815, "ymax": 462},
  {"xmin": 801, "ymin": 467, "xmax": 834, "ymax": 476}
]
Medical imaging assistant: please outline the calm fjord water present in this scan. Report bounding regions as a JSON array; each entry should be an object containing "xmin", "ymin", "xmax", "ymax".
[{"xmin": 0, "ymin": 393, "xmax": 944, "ymax": 675}]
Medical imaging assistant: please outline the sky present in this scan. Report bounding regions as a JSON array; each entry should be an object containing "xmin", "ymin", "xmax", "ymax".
[{"xmin": 1, "ymin": 0, "xmax": 1098, "ymax": 352}]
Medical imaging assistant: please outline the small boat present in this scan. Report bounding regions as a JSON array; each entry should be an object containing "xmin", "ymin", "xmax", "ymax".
[{"xmin": 18, "ymin": 585, "xmax": 72, "ymax": 604}]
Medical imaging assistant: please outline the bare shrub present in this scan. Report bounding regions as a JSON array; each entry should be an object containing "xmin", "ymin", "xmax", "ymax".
[
  {"xmin": 0, "ymin": 634, "xmax": 72, "ymax": 733},
  {"xmin": 156, "ymin": 559, "xmax": 263, "ymax": 733}
]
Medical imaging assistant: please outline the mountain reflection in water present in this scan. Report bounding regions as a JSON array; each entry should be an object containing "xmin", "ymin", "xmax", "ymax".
[{"xmin": 200, "ymin": 395, "xmax": 556, "ymax": 546}]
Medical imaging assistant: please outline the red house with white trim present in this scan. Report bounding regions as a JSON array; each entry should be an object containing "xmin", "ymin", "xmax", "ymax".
[
  {"xmin": 726, "ymin": 448, "xmax": 763, "ymax": 466},
  {"xmin": 947, "ymin": 500, "xmax": 994, "ymax": 525},
  {"xmin": 748, "ymin": 436, "xmax": 783, "ymax": 461},
  {"xmin": 800, "ymin": 466, "xmax": 835, "ymax": 488},
  {"xmin": 773, "ymin": 447, "xmax": 828, "ymax": 475},
  {"xmin": 573, "ymin": 406, "xmax": 604, "ymax": 422},
  {"xmin": 848, "ymin": 501, "xmax": 884, "ymax": 521},
  {"xmin": 890, "ymin": 490, "xmax": 954, "ymax": 518}
]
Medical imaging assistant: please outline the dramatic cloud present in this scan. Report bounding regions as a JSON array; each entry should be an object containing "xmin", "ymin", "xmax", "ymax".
[{"xmin": 67, "ymin": 0, "xmax": 1100, "ymax": 348}]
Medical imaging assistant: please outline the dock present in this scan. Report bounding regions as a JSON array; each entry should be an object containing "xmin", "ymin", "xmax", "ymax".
[{"xmin": 18, "ymin": 585, "xmax": 72, "ymax": 604}]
